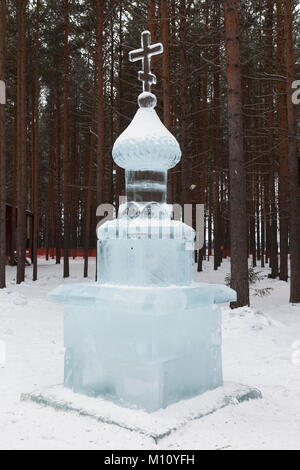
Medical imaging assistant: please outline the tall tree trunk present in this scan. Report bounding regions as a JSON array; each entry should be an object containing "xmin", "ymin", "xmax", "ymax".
[
  {"xmin": 109, "ymin": 15, "xmax": 114, "ymax": 206},
  {"xmin": 10, "ymin": 101, "xmax": 17, "ymax": 266},
  {"xmin": 179, "ymin": 0, "xmax": 190, "ymax": 207},
  {"xmin": 160, "ymin": 0, "xmax": 171, "ymax": 131},
  {"xmin": 55, "ymin": 70, "xmax": 61, "ymax": 264},
  {"xmin": 147, "ymin": 0, "xmax": 156, "ymax": 38},
  {"xmin": 84, "ymin": 68, "xmax": 97, "ymax": 278},
  {"xmin": 0, "ymin": 0, "xmax": 6, "ymax": 288},
  {"xmin": 284, "ymin": 0, "xmax": 300, "ymax": 303},
  {"xmin": 96, "ymin": 0, "xmax": 104, "ymax": 206},
  {"xmin": 260, "ymin": 179, "xmax": 265, "ymax": 268},
  {"xmin": 116, "ymin": 6, "xmax": 124, "ymax": 207},
  {"xmin": 63, "ymin": 0, "xmax": 70, "ymax": 278},
  {"xmin": 197, "ymin": 0, "xmax": 209, "ymax": 272},
  {"xmin": 213, "ymin": 1, "xmax": 222, "ymax": 270},
  {"xmin": 32, "ymin": 0, "xmax": 39, "ymax": 281},
  {"xmin": 16, "ymin": 0, "xmax": 27, "ymax": 285},
  {"xmin": 46, "ymin": 106, "xmax": 55, "ymax": 262},
  {"xmin": 224, "ymin": 0, "xmax": 249, "ymax": 308},
  {"xmin": 170, "ymin": 0, "xmax": 177, "ymax": 205},
  {"xmin": 276, "ymin": 0, "xmax": 289, "ymax": 282},
  {"xmin": 147, "ymin": 0, "xmax": 157, "ymax": 74},
  {"xmin": 266, "ymin": 0, "xmax": 279, "ymax": 278}
]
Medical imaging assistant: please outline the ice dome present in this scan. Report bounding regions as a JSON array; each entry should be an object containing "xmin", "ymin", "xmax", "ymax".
[{"xmin": 112, "ymin": 92, "xmax": 181, "ymax": 171}]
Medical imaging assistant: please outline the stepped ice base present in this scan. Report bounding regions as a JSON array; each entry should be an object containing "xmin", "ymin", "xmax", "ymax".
[
  {"xmin": 21, "ymin": 382, "xmax": 262, "ymax": 442},
  {"xmin": 48, "ymin": 283, "xmax": 236, "ymax": 412}
]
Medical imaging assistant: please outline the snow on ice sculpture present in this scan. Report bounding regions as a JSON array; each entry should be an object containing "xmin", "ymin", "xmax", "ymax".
[{"xmin": 48, "ymin": 31, "xmax": 237, "ymax": 412}]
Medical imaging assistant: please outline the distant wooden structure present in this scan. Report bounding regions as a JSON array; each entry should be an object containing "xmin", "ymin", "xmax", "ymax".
[{"xmin": 5, "ymin": 204, "xmax": 34, "ymax": 263}]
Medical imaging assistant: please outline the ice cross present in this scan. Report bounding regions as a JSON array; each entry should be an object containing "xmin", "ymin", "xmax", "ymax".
[{"xmin": 129, "ymin": 31, "xmax": 163, "ymax": 93}]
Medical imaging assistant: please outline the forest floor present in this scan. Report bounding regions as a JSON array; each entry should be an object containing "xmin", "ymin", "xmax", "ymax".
[{"xmin": 0, "ymin": 258, "xmax": 300, "ymax": 450}]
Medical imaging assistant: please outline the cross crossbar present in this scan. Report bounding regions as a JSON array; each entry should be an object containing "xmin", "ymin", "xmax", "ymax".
[{"xmin": 129, "ymin": 31, "xmax": 163, "ymax": 93}]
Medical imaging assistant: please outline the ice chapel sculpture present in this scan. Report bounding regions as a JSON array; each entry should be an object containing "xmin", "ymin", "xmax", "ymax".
[{"xmin": 49, "ymin": 31, "xmax": 236, "ymax": 412}]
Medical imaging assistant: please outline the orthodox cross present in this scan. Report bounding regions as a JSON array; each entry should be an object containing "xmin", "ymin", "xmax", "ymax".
[{"xmin": 129, "ymin": 31, "xmax": 163, "ymax": 93}]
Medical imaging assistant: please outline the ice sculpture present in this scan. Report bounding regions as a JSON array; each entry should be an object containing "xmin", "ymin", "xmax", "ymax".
[{"xmin": 48, "ymin": 31, "xmax": 236, "ymax": 412}]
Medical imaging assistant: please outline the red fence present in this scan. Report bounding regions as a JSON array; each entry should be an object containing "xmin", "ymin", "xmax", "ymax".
[{"xmin": 36, "ymin": 249, "xmax": 97, "ymax": 259}]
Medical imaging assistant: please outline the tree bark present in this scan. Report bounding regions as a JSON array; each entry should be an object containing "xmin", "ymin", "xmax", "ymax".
[
  {"xmin": 96, "ymin": 0, "xmax": 104, "ymax": 206},
  {"xmin": 197, "ymin": 0, "xmax": 209, "ymax": 272},
  {"xmin": 284, "ymin": 0, "xmax": 300, "ymax": 303},
  {"xmin": 213, "ymin": 1, "xmax": 222, "ymax": 270},
  {"xmin": 266, "ymin": 0, "xmax": 279, "ymax": 278},
  {"xmin": 224, "ymin": 0, "xmax": 249, "ymax": 308},
  {"xmin": 109, "ymin": 15, "xmax": 114, "ymax": 206},
  {"xmin": 10, "ymin": 101, "xmax": 17, "ymax": 266},
  {"xmin": 147, "ymin": 0, "xmax": 157, "ymax": 74},
  {"xmin": 63, "ymin": 0, "xmax": 70, "ymax": 278},
  {"xmin": 55, "ymin": 70, "xmax": 61, "ymax": 264},
  {"xmin": 84, "ymin": 67, "xmax": 97, "ymax": 278},
  {"xmin": 32, "ymin": 0, "xmax": 39, "ymax": 281},
  {"xmin": 116, "ymin": 6, "xmax": 124, "ymax": 207},
  {"xmin": 276, "ymin": 0, "xmax": 289, "ymax": 282},
  {"xmin": 0, "ymin": 0, "xmax": 6, "ymax": 288},
  {"xmin": 16, "ymin": 0, "xmax": 27, "ymax": 285},
  {"xmin": 179, "ymin": 0, "xmax": 190, "ymax": 207},
  {"xmin": 160, "ymin": 0, "xmax": 171, "ymax": 131}
]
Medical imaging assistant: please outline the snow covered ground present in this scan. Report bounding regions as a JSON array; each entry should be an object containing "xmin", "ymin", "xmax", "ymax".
[{"xmin": 0, "ymin": 258, "xmax": 300, "ymax": 450}]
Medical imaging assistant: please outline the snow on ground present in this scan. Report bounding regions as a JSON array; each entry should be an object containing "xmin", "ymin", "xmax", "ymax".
[{"xmin": 0, "ymin": 257, "xmax": 300, "ymax": 450}]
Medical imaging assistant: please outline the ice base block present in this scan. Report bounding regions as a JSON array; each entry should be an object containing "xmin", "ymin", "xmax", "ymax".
[
  {"xmin": 48, "ymin": 283, "xmax": 236, "ymax": 413},
  {"xmin": 22, "ymin": 382, "xmax": 262, "ymax": 442}
]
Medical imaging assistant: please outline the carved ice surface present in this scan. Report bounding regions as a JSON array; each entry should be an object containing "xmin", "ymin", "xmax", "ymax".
[
  {"xmin": 112, "ymin": 106, "xmax": 181, "ymax": 171},
  {"xmin": 48, "ymin": 32, "xmax": 237, "ymax": 412},
  {"xmin": 48, "ymin": 283, "xmax": 236, "ymax": 412}
]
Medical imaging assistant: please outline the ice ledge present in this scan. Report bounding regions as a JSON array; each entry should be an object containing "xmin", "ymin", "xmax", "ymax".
[
  {"xmin": 47, "ymin": 282, "xmax": 237, "ymax": 306},
  {"xmin": 97, "ymin": 219, "xmax": 195, "ymax": 241}
]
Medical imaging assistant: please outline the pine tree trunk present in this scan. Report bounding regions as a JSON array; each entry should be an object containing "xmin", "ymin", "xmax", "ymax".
[
  {"xmin": 10, "ymin": 102, "xmax": 17, "ymax": 266},
  {"xmin": 55, "ymin": 70, "xmax": 61, "ymax": 264},
  {"xmin": 179, "ymin": 0, "xmax": 190, "ymax": 207},
  {"xmin": 109, "ymin": 15, "xmax": 114, "ymax": 205},
  {"xmin": 147, "ymin": 0, "xmax": 157, "ymax": 74},
  {"xmin": 16, "ymin": 0, "xmax": 27, "ymax": 285},
  {"xmin": 276, "ymin": 0, "xmax": 289, "ymax": 282},
  {"xmin": 170, "ymin": 0, "xmax": 177, "ymax": 204},
  {"xmin": 267, "ymin": 0, "xmax": 278, "ymax": 278},
  {"xmin": 48, "ymin": 107, "xmax": 55, "ymax": 260},
  {"xmin": 32, "ymin": 0, "xmax": 39, "ymax": 281},
  {"xmin": 63, "ymin": 0, "xmax": 70, "ymax": 278},
  {"xmin": 84, "ymin": 69, "xmax": 97, "ymax": 278},
  {"xmin": 96, "ymin": 0, "xmax": 104, "ymax": 206},
  {"xmin": 224, "ymin": 0, "xmax": 249, "ymax": 308},
  {"xmin": 197, "ymin": 0, "xmax": 209, "ymax": 272},
  {"xmin": 83, "ymin": 133, "xmax": 91, "ymax": 278},
  {"xmin": 160, "ymin": 0, "xmax": 171, "ymax": 131},
  {"xmin": 260, "ymin": 179, "xmax": 265, "ymax": 268},
  {"xmin": 0, "ymin": 0, "xmax": 6, "ymax": 288},
  {"xmin": 116, "ymin": 6, "xmax": 124, "ymax": 207},
  {"xmin": 284, "ymin": 0, "xmax": 300, "ymax": 303},
  {"xmin": 213, "ymin": 2, "xmax": 222, "ymax": 270}
]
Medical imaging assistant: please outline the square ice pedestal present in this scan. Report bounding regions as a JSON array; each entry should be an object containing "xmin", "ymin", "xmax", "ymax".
[{"xmin": 48, "ymin": 283, "xmax": 236, "ymax": 413}]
